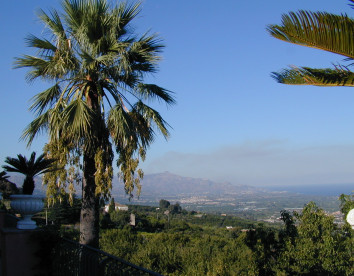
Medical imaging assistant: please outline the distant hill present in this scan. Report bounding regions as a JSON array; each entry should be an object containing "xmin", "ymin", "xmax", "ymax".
[{"xmin": 111, "ymin": 171, "xmax": 264, "ymax": 198}]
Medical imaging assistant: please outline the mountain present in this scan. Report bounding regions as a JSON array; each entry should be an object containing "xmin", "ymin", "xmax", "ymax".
[{"xmin": 111, "ymin": 171, "xmax": 264, "ymax": 198}]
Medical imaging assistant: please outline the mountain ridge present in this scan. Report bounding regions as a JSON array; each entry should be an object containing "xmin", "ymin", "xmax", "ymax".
[{"xmin": 111, "ymin": 171, "xmax": 264, "ymax": 197}]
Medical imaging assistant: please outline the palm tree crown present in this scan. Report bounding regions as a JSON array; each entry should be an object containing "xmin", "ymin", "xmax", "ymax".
[
  {"xmin": 15, "ymin": 0, "xmax": 174, "ymax": 196},
  {"xmin": 2, "ymin": 152, "xmax": 55, "ymax": 194},
  {"xmin": 267, "ymin": 0, "xmax": 354, "ymax": 86}
]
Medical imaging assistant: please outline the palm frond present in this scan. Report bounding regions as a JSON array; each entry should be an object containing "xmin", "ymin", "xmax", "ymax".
[
  {"xmin": 349, "ymin": 0, "xmax": 354, "ymax": 9},
  {"xmin": 37, "ymin": 8, "xmax": 67, "ymax": 40},
  {"xmin": 62, "ymin": 99, "xmax": 95, "ymax": 140},
  {"xmin": 130, "ymin": 33, "xmax": 164, "ymax": 63},
  {"xmin": 62, "ymin": 0, "xmax": 85, "ymax": 31},
  {"xmin": 114, "ymin": 1, "xmax": 141, "ymax": 37},
  {"xmin": 136, "ymin": 83, "xmax": 176, "ymax": 105},
  {"xmin": 30, "ymin": 84, "xmax": 62, "ymax": 115},
  {"xmin": 134, "ymin": 101, "xmax": 170, "ymax": 138},
  {"xmin": 271, "ymin": 66, "xmax": 354, "ymax": 86},
  {"xmin": 21, "ymin": 111, "xmax": 50, "ymax": 146},
  {"xmin": 25, "ymin": 34, "xmax": 57, "ymax": 54},
  {"xmin": 129, "ymin": 110, "xmax": 155, "ymax": 147},
  {"xmin": 107, "ymin": 104, "xmax": 135, "ymax": 144},
  {"xmin": 267, "ymin": 11, "xmax": 354, "ymax": 59},
  {"xmin": 3, "ymin": 152, "xmax": 55, "ymax": 178},
  {"xmin": 14, "ymin": 55, "xmax": 50, "ymax": 81}
]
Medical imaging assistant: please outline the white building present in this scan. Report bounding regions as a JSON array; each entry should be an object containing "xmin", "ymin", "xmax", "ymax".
[{"xmin": 104, "ymin": 203, "xmax": 128, "ymax": 212}]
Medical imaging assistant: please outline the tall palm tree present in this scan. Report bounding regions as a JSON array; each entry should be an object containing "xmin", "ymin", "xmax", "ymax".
[
  {"xmin": 2, "ymin": 152, "xmax": 55, "ymax": 195},
  {"xmin": 267, "ymin": 0, "xmax": 354, "ymax": 86},
  {"xmin": 15, "ymin": 0, "xmax": 174, "ymax": 247}
]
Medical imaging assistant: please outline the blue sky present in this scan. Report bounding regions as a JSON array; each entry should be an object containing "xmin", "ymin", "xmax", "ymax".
[{"xmin": 1, "ymin": 0, "xmax": 354, "ymax": 188}]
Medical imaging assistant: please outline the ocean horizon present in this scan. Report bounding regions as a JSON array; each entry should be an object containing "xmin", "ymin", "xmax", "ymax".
[{"xmin": 265, "ymin": 183, "xmax": 353, "ymax": 197}]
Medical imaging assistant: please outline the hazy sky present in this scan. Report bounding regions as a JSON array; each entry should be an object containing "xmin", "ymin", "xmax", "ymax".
[{"xmin": 1, "ymin": 0, "xmax": 354, "ymax": 187}]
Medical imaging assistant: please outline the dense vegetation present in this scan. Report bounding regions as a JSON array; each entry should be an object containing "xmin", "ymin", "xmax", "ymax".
[{"xmin": 46, "ymin": 197, "xmax": 353, "ymax": 276}]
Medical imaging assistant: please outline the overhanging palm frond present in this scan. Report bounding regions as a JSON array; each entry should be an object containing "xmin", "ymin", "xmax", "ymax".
[
  {"xmin": 21, "ymin": 111, "xmax": 50, "ymax": 145},
  {"xmin": 271, "ymin": 66, "xmax": 354, "ymax": 86},
  {"xmin": 136, "ymin": 83, "xmax": 176, "ymax": 105},
  {"xmin": 30, "ymin": 84, "xmax": 62, "ymax": 115},
  {"xmin": 134, "ymin": 101, "xmax": 171, "ymax": 138},
  {"xmin": 267, "ymin": 11, "xmax": 354, "ymax": 59},
  {"xmin": 107, "ymin": 104, "xmax": 135, "ymax": 144},
  {"xmin": 62, "ymin": 99, "xmax": 95, "ymax": 140},
  {"xmin": 349, "ymin": 0, "xmax": 354, "ymax": 9}
]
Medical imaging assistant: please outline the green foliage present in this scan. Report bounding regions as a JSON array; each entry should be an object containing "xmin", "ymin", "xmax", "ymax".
[
  {"xmin": 109, "ymin": 210, "xmax": 131, "ymax": 229},
  {"xmin": 339, "ymin": 192, "xmax": 354, "ymax": 216},
  {"xmin": 159, "ymin": 199, "xmax": 170, "ymax": 209},
  {"xmin": 46, "ymin": 194, "xmax": 81, "ymax": 225},
  {"xmin": 96, "ymin": 200, "xmax": 353, "ymax": 275},
  {"xmin": 108, "ymin": 198, "xmax": 115, "ymax": 213},
  {"xmin": 169, "ymin": 202, "xmax": 182, "ymax": 215},
  {"xmin": 275, "ymin": 202, "xmax": 353, "ymax": 276},
  {"xmin": 100, "ymin": 227, "xmax": 142, "ymax": 260},
  {"xmin": 245, "ymin": 224, "xmax": 279, "ymax": 276}
]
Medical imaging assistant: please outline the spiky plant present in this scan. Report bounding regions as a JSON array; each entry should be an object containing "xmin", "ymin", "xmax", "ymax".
[
  {"xmin": 2, "ymin": 152, "xmax": 55, "ymax": 195},
  {"xmin": 267, "ymin": 0, "xmax": 354, "ymax": 86},
  {"xmin": 15, "ymin": 0, "xmax": 174, "ymax": 247}
]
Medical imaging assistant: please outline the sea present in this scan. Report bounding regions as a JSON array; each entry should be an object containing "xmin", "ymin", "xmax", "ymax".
[{"xmin": 265, "ymin": 183, "xmax": 353, "ymax": 197}]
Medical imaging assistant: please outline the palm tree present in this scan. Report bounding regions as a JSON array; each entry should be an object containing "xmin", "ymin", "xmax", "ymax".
[
  {"xmin": 267, "ymin": 0, "xmax": 354, "ymax": 86},
  {"xmin": 15, "ymin": 0, "xmax": 174, "ymax": 247},
  {"xmin": 2, "ymin": 152, "xmax": 55, "ymax": 195}
]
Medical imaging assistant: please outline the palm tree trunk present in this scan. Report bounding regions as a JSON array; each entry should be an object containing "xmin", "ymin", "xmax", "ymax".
[
  {"xmin": 80, "ymin": 152, "xmax": 99, "ymax": 248},
  {"xmin": 80, "ymin": 87, "xmax": 100, "ymax": 248}
]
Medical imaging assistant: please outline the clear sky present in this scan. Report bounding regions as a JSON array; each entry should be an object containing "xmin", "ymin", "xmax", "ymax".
[{"xmin": 1, "ymin": 0, "xmax": 354, "ymax": 188}]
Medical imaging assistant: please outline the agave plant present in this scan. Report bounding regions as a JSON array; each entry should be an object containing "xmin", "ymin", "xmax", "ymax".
[{"xmin": 2, "ymin": 152, "xmax": 55, "ymax": 195}]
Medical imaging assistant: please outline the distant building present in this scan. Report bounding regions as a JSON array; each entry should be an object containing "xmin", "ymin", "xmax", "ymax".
[{"xmin": 104, "ymin": 203, "xmax": 128, "ymax": 212}]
